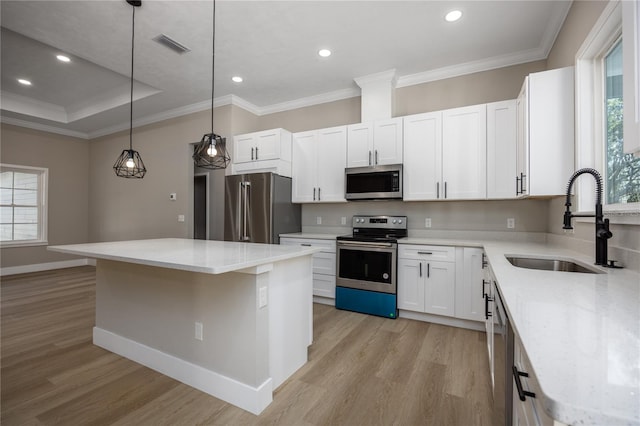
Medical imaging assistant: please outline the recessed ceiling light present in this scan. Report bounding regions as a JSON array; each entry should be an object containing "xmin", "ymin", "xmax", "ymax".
[
  {"xmin": 232, "ymin": 76, "xmax": 243, "ymax": 83},
  {"xmin": 56, "ymin": 54, "xmax": 71, "ymax": 63},
  {"xmin": 318, "ymin": 49, "xmax": 331, "ymax": 58},
  {"xmin": 17, "ymin": 78, "xmax": 32, "ymax": 86},
  {"xmin": 445, "ymin": 10, "xmax": 462, "ymax": 22}
]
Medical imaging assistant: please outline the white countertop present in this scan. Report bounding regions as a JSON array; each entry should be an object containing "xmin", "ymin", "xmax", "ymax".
[
  {"xmin": 280, "ymin": 233, "xmax": 343, "ymax": 240},
  {"xmin": 483, "ymin": 241, "xmax": 639, "ymax": 426},
  {"xmin": 283, "ymin": 232, "xmax": 640, "ymax": 425},
  {"xmin": 48, "ymin": 238, "xmax": 319, "ymax": 275}
]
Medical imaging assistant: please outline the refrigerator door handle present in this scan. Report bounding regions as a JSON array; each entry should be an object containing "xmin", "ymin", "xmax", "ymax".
[{"xmin": 242, "ymin": 182, "xmax": 251, "ymax": 241}]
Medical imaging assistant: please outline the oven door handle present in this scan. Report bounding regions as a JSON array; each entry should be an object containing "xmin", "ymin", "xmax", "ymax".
[{"xmin": 337, "ymin": 240, "xmax": 394, "ymax": 249}]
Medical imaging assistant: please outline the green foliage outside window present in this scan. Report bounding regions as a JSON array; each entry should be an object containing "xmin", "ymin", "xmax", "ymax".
[{"xmin": 606, "ymin": 98, "xmax": 640, "ymax": 203}]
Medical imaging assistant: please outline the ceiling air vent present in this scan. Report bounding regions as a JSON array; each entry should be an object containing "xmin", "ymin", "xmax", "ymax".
[{"xmin": 153, "ymin": 34, "xmax": 191, "ymax": 54}]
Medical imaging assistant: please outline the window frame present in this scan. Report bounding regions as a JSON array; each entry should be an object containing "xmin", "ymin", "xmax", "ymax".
[
  {"xmin": 0, "ymin": 163, "xmax": 49, "ymax": 247},
  {"xmin": 575, "ymin": 0, "xmax": 640, "ymax": 224}
]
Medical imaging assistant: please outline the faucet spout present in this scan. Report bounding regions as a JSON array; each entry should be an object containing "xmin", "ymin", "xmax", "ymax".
[{"xmin": 563, "ymin": 168, "xmax": 617, "ymax": 267}]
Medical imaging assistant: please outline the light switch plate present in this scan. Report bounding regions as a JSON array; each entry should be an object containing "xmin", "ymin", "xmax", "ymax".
[
  {"xmin": 259, "ymin": 287, "xmax": 268, "ymax": 308},
  {"xmin": 316, "ymin": 216, "xmax": 322, "ymax": 225},
  {"xmin": 195, "ymin": 322, "xmax": 203, "ymax": 341},
  {"xmin": 178, "ymin": 215, "xmax": 185, "ymax": 223},
  {"xmin": 507, "ymin": 218, "xmax": 515, "ymax": 229},
  {"xmin": 425, "ymin": 218, "xmax": 432, "ymax": 228}
]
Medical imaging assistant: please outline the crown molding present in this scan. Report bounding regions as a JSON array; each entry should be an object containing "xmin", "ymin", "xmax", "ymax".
[
  {"xmin": 1, "ymin": 116, "xmax": 90, "ymax": 139},
  {"xmin": 253, "ymin": 87, "xmax": 360, "ymax": 116},
  {"xmin": 540, "ymin": 0, "xmax": 572, "ymax": 58},
  {"xmin": 396, "ymin": 47, "xmax": 548, "ymax": 88}
]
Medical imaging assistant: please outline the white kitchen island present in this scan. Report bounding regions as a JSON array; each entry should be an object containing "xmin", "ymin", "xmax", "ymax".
[{"xmin": 48, "ymin": 238, "xmax": 318, "ymax": 415}]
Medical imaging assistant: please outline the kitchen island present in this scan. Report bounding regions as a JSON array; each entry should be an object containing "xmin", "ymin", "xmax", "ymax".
[{"xmin": 48, "ymin": 238, "xmax": 318, "ymax": 415}]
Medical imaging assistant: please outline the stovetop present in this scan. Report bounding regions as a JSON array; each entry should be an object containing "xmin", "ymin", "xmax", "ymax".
[{"xmin": 337, "ymin": 215, "xmax": 408, "ymax": 243}]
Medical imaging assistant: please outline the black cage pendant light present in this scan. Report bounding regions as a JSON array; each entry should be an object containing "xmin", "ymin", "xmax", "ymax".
[
  {"xmin": 114, "ymin": 0, "xmax": 147, "ymax": 178},
  {"xmin": 192, "ymin": 0, "xmax": 231, "ymax": 170}
]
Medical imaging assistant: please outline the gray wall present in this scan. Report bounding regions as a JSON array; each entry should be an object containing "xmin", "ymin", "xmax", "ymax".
[{"xmin": 0, "ymin": 124, "xmax": 90, "ymax": 268}]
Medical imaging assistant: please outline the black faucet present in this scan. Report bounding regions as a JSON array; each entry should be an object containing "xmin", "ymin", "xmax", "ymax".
[{"xmin": 563, "ymin": 168, "xmax": 619, "ymax": 267}]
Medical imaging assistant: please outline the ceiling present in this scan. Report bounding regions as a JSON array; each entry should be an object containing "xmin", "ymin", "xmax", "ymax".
[{"xmin": 0, "ymin": 1, "xmax": 572, "ymax": 140}]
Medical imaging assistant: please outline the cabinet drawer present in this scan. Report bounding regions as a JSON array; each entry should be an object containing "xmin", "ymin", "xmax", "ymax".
[
  {"xmin": 280, "ymin": 238, "xmax": 336, "ymax": 253},
  {"xmin": 313, "ymin": 252, "xmax": 336, "ymax": 276},
  {"xmin": 313, "ymin": 273, "xmax": 335, "ymax": 299},
  {"xmin": 398, "ymin": 244, "xmax": 455, "ymax": 262}
]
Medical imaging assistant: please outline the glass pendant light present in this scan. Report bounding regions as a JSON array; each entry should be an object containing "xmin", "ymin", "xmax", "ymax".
[
  {"xmin": 114, "ymin": 0, "xmax": 147, "ymax": 179},
  {"xmin": 192, "ymin": 0, "xmax": 231, "ymax": 170}
]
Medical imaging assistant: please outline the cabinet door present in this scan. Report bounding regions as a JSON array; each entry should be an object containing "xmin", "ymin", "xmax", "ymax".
[
  {"xmin": 292, "ymin": 131, "xmax": 317, "ymax": 203},
  {"xmin": 487, "ymin": 100, "xmax": 517, "ymax": 199},
  {"xmin": 424, "ymin": 261, "xmax": 456, "ymax": 317},
  {"xmin": 316, "ymin": 126, "xmax": 347, "ymax": 202},
  {"xmin": 442, "ymin": 104, "xmax": 487, "ymax": 199},
  {"xmin": 313, "ymin": 252, "xmax": 336, "ymax": 276},
  {"xmin": 397, "ymin": 258, "xmax": 425, "ymax": 312},
  {"xmin": 373, "ymin": 117, "xmax": 403, "ymax": 165},
  {"xmin": 402, "ymin": 112, "xmax": 442, "ymax": 200},
  {"xmin": 456, "ymin": 248, "xmax": 485, "ymax": 322},
  {"xmin": 234, "ymin": 134, "xmax": 256, "ymax": 164},
  {"xmin": 346, "ymin": 123, "xmax": 374, "ymax": 167},
  {"xmin": 516, "ymin": 81, "xmax": 529, "ymax": 197},
  {"xmin": 255, "ymin": 130, "xmax": 281, "ymax": 161}
]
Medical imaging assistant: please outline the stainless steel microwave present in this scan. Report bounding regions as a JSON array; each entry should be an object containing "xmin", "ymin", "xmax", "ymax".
[{"xmin": 345, "ymin": 164, "xmax": 403, "ymax": 200}]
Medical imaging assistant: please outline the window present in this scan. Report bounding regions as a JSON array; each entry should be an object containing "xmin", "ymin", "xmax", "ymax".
[
  {"xmin": 0, "ymin": 164, "xmax": 48, "ymax": 246},
  {"xmin": 604, "ymin": 39, "xmax": 640, "ymax": 204},
  {"xmin": 575, "ymin": 1, "xmax": 640, "ymax": 222}
]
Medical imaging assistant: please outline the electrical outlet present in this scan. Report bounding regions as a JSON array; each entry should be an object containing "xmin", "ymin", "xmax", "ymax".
[
  {"xmin": 507, "ymin": 218, "xmax": 515, "ymax": 229},
  {"xmin": 195, "ymin": 322, "xmax": 203, "ymax": 341},
  {"xmin": 341, "ymin": 217, "xmax": 347, "ymax": 225},
  {"xmin": 425, "ymin": 218, "xmax": 432, "ymax": 228},
  {"xmin": 316, "ymin": 216, "xmax": 322, "ymax": 225},
  {"xmin": 178, "ymin": 214, "xmax": 185, "ymax": 223},
  {"xmin": 259, "ymin": 287, "xmax": 268, "ymax": 308}
]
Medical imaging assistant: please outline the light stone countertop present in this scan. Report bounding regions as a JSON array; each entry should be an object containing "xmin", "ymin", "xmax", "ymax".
[
  {"xmin": 280, "ymin": 233, "xmax": 343, "ymax": 240},
  {"xmin": 282, "ymin": 232, "xmax": 640, "ymax": 425},
  {"xmin": 48, "ymin": 238, "xmax": 319, "ymax": 275}
]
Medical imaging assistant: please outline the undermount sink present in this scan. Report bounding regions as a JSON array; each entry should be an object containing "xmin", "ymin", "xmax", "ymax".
[{"xmin": 505, "ymin": 256, "xmax": 604, "ymax": 274}]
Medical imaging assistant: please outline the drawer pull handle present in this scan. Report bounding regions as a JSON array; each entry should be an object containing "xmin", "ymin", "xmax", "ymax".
[
  {"xmin": 512, "ymin": 366, "xmax": 536, "ymax": 401},
  {"xmin": 417, "ymin": 251, "xmax": 433, "ymax": 255},
  {"xmin": 301, "ymin": 244, "xmax": 312, "ymax": 247}
]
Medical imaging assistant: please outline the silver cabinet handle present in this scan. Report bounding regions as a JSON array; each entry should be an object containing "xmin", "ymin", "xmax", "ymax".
[
  {"xmin": 437, "ymin": 182, "xmax": 440, "ymax": 199},
  {"xmin": 313, "ymin": 187, "xmax": 316, "ymax": 201},
  {"xmin": 375, "ymin": 150, "xmax": 379, "ymax": 165},
  {"xmin": 318, "ymin": 187, "xmax": 321, "ymax": 201},
  {"xmin": 444, "ymin": 181, "xmax": 447, "ymax": 199},
  {"xmin": 251, "ymin": 147, "xmax": 254, "ymax": 161},
  {"xmin": 301, "ymin": 243, "xmax": 312, "ymax": 247},
  {"xmin": 368, "ymin": 151, "xmax": 372, "ymax": 166},
  {"xmin": 255, "ymin": 146, "xmax": 259, "ymax": 160},
  {"xmin": 417, "ymin": 251, "xmax": 433, "ymax": 255},
  {"xmin": 419, "ymin": 262, "xmax": 422, "ymax": 277},
  {"xmin": 427, "ymin": 263, "xmax": 430, "ymax": 278}
]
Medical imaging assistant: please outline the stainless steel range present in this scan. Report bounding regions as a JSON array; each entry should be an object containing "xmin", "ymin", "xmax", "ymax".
[{"xmin": 335, "ymin": 215, "xmax": 407, "ymax": 319}]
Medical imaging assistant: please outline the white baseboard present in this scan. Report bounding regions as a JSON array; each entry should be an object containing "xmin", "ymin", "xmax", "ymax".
[
  {"xmin": 313, "ymin": 295, "xmax": 335, "ymax": 306},
  {"xmin": 399, "ymin": 310, "xmax": 485, "ymax": 332},
  {"xmin": 93, "ymin": 327, "xmax": 273, "ymax": 415},
  {"xmin": 0, "ymin": 258, "xmax": 92, "ymax": 277}
]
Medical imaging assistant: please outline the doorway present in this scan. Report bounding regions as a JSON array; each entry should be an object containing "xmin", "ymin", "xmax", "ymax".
[{"xmin": 193, "ymin": 174, "xmax": 208, "ymax": 239}]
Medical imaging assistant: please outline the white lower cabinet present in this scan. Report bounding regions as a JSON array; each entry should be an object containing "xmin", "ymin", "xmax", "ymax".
[
  {"xmin": 398, "ymin": 245, "xmax": 456, "ymax": 317},
  {"xmin": 512, "ymin": 333, "xmax": 555, "ymax": 426},
  {"xmin": 279, "ymin": 237, "xmax": 336, "ymax": 300},
  {"xmin": 456, "ymin": 247, "xmax": 486, "ymax": 322}
]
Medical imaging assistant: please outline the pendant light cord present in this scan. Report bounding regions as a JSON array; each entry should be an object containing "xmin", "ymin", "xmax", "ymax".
[
  {"xmin": 129, "ymin": 4, "xmax": 136, "ymax": 151},
  {"xmin": 210, "ymin": 0, "xmax": 215, "ymax": 134}
]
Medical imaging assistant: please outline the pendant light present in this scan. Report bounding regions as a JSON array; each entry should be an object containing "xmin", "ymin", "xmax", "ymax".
[
  {"xmin": 114, "ymin": 0, "xmax": 147, "ymax": 178},
  {"xmin": 192, "ymin": 0, "xmax": 231, "ymax": 169}
]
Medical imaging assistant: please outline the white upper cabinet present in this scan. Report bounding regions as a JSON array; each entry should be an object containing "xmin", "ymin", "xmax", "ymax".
[
  {"xmin": 516, "ymin": 67, "xmax": 575, "ymax": 197},
  {"xmin": 487, "ymin": 100, "xmax": 517, "ymax": 199},
  {"xmin": 231, "ymin": 128, "xmax": 292, "ymax": 176},
  {"xmin": 403, "ymin": 111, "xmax": 442, "ymax": 200},
  {"xmin": 292, "ymin": 126, "xmax": 347, "ymax": 203},
  {"xmin": 403, "ymin": 104, "xmax": 486, "ymax": 200},
  {"xmin": 442, "ymin": 104, "xmax": 487, "ymax": 199},
  {"xmin": 347, "ymin": 117, "xmax": 403, "ymax": 167},
  {"xmin": 623, "ymin": 0, "xmax": 640, "ymax": 156}
]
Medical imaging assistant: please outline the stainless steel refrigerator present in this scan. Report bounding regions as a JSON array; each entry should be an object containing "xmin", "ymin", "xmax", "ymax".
[{"xmin": 224, "ymin": 173, "xmax": 301, "ymax": 244}]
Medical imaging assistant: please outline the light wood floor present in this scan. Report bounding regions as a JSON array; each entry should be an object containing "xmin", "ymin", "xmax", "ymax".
[{"xmin": 1, "ymin": 266, "xmax": 502, "ymax": 425}]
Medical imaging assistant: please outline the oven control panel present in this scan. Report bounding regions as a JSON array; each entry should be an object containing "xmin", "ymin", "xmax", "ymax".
[{"xmin": 352, "ymin": 215, "xmax": 407, "ymax": 229}]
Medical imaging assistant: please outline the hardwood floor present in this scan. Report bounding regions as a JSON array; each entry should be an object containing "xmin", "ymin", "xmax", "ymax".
[{"xmin": 1, "ymin": 266, "xmax": 501, "ymax": 425}]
